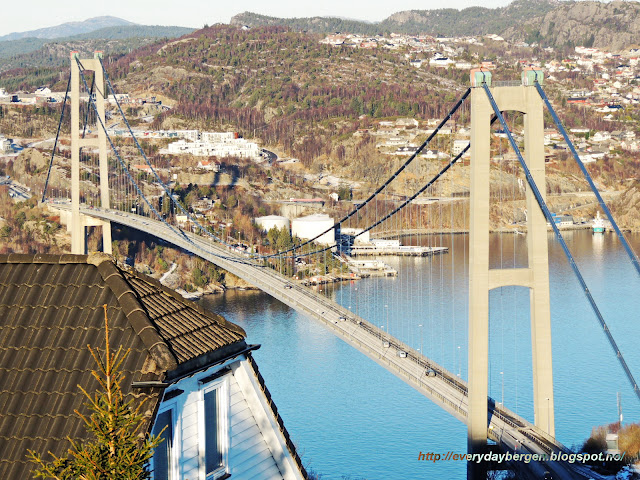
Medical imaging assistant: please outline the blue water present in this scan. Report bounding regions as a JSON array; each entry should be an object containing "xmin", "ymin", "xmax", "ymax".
[{"xmin": 200, "ymin": 231, "xmax": 640, "ymax": 479}]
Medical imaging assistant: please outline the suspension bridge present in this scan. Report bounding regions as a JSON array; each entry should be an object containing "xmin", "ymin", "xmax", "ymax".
[{"xmin": 39, "ymin": 53, "xmax": 640, "ymax": 479}]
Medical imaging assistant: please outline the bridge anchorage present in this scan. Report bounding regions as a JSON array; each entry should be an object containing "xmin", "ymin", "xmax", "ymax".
[{"xmin": 43, "ymin": 53, "xmax": 640, "ymax": 480}]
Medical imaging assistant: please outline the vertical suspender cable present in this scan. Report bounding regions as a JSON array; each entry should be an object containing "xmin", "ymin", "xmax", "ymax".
[
  {"xmin": 42, "ymin": 74, "xmax": 71, "ymax": 203},
  {"xmin": 75, "ymin": 59, "xmax": 187, "ymax": 243},
  {"xmin": 483, "ymin": 82, "xmax": 640, "ymax": 401},
  {"xmin": 535, "ymin": 81, "xmax": 640, "ymax": 277}
]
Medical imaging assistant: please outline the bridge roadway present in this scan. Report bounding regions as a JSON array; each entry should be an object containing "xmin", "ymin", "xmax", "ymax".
[{"xmin": 56, "ymin": 204, "xmax": 602, "ymax": 479}]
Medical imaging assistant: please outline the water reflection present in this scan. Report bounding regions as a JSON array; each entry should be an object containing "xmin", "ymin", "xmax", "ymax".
[{"xmin": 200, "ymin": 231, "xmax": 640, "ymax": 479}]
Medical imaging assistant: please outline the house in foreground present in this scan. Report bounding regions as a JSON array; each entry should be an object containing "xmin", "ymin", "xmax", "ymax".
[{"xmin": 0, "ymin": 253, "xmax": 307, "ymax": 480}]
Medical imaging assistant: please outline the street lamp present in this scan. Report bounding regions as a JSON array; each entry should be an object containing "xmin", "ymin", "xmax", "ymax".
[
  {"xmin": 384, "ymin": 304, "xmax": 389, "ymax": 334},
  {"xmin": 457, "ymin": 346, "xmax": 461, "ymax": 377},
  {"xmin": 418, "ymin": 324, "xmax": 423, "ymax": 354},
  {"xmin": 500, "ymin": 371, "xmax": 504, "ymax": 406},
  {"xmin": 354, "ymin": 287, "xmax": 358, "ymax": 316}
]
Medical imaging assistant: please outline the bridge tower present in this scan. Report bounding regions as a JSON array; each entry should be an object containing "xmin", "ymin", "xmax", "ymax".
[
  {"xmin": 468, "ymin": 70, "xmax": 554, "ymax": 466},
  {"xmin": 70, "ymin": 51, "xmax": 112, "ymax": 255}
]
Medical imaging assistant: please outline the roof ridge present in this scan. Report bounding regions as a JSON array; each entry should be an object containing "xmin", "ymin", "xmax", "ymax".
[
  {"xmin": 122, "ymin": 267, "xmax": 246, "ymax": 338},
  {"xmin": 0, "ymin": 253, "xmax": 89, "ymax": 264},
  {"xmin": 93, "ymin": 258, "xmax": 178, "ymax": 372}
]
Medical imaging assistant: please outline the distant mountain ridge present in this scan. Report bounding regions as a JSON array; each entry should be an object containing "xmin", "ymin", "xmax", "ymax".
[
  {"xmin": 231, "ymin": 0, "xmax": 640, "ymax": 50},
  {"xmin": 0, "ymin": 24, "xmax": 195, "ymax": 72},
  {"xmin": 0, "ymin": 25, "xmax": 195, "ymax": 59},
  {"xmin": 0, "ymin": 16, "xmax": 135, "ymax": 42}
]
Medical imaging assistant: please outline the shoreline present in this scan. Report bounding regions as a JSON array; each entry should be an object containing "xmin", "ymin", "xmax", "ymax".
[{"xmin": 370, "ymin": 223, "xmax": 632, "ymax": 238}]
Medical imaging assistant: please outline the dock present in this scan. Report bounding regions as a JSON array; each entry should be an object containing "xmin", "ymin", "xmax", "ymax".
[{"xmin": 348, "ymin": 244, "xmax": 448, "ymax": 257}]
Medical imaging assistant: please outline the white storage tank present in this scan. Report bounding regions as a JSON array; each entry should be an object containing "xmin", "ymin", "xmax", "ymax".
[
  {"xmin": 254, "ymin": 215, "xmax": 290, "ymax": 232},
  {"xmin": 291, "ymin": 214, "xmax": 335, "ymax": 245}
]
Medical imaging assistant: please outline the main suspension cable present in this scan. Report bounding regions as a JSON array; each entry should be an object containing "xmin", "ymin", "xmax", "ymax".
[
  {"xmin": 42, "ymin": 73, "xmax": 71, "ymax": 203},
  {"xmin": 258, "ymin": 88, "xmax": 472, "ymax": 259}
]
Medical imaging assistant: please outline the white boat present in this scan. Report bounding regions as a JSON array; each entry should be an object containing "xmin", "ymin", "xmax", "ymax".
[{"xmin": 592, "ymin": 211, "xmax": 605, "ymax": 233}]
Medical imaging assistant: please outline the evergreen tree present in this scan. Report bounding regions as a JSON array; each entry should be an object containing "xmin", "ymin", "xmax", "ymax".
[{"xmin": 28, "ymin": 305, "xmax": 162, "ymax": 479}]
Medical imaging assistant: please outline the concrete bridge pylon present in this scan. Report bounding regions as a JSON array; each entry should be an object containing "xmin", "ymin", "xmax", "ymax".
[
  {"xmin": 70, "ymin": 51, "xmax": 112, "ymax": 254},
  {"xmin": 468, "ymin": 72, "xmax": 554, "ymax": 476}
]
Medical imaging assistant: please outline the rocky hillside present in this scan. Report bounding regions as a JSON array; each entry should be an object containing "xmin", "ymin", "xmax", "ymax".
[
  {"xmin": 612, "ymin": 181, "xmax": 640, "ymax": 231},
  {"xmin": 232, "ymin": 0, "xmax": 559, "ymax": 37},
  {"xmin": 380, "ymin": 0, "xmax": 558, "ymax": 37},
  {"xmin": 230, "ymin": 13, "xmax": 383, "ymax": 36},
  {"xmin": 233, "ymin": 0, "xmax": 640, "ymax": 51},
  {"xmin": 504, "ymin": 0, "xmax": 640, "ymax": 50}
]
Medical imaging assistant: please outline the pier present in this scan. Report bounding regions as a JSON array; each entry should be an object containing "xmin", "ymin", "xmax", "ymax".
[{"xmin": 349, "ymin": 244, "xmax": 449, "ymax": 256}]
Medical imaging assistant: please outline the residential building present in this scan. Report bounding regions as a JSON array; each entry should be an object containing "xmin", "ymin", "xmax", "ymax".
[
  {"xmin": 395, "ymin": 118, "xmax": 419, "ymax": 128},
  {"xmin": 107, "ymin": 93, "xmax": 131, "ymax": 104},
  {"xmin": 197, "ymin": 160, "xmax": 221, "ymax": 172},
  {"xmin": 166, "ymin": 132, "xmax": 261, "ymax": 161},
  {"xmin": 34, "ymin": 86, "xmax": 51, "ymax": 96},
  {"xmin": 592, "ymin": 131, "xmax": 612, "ymax": 142},
  {"xmin": 0, "ymin": 254, "xmax": 308, "ymax": 480},
  {"xmin": 452, "ymin": 139, "xmax": 470, "ymax": 156},
  {"xmin": 0, "ymin": 135, "xmax": 11, "ymax": 154},
  {"xmin": 384, "ymin": 136, "xmax": 409, "ymax": 147},
  {"xmin": 429, "ymin": 56, "xmax": 454, "ymax": 67},
  {"xmin": 132, "ymin": 164, "xmax": 153, "ymax": 174}
]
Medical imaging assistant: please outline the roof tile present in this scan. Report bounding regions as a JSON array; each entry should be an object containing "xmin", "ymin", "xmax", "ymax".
[{"xmin": 0, "ymin": 254, "xmax": 247, "ymax": 478}]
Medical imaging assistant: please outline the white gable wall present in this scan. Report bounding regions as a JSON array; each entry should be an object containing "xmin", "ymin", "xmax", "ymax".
[
  {"xmin": 231, "ymin": 360, "xmax": 303, "ymax": 479},
  {"xmin": 151, "ymin": 356, "xmax": 304, "ymax": 480}
]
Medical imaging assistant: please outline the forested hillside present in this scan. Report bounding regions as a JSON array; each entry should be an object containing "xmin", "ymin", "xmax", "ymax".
[{"xmin": 102, "ymin": 25, "xmax": 467, "ymax": 165}]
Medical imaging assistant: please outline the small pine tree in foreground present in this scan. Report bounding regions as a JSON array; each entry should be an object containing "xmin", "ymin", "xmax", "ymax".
[{"xmin": 28, "ymin": 304, "xmax": 162, "ymax": 479}]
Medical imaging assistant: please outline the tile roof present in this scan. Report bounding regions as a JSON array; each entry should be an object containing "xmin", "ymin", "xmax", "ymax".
[{"xmin": 0, "ymin": 253, "xmax": 247, "ymax": 478}]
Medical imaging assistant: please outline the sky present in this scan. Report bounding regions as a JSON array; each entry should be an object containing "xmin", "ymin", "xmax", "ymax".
[{"xmin": 0, "ymin": 0, "xmax": 514, "ymax": 37}]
